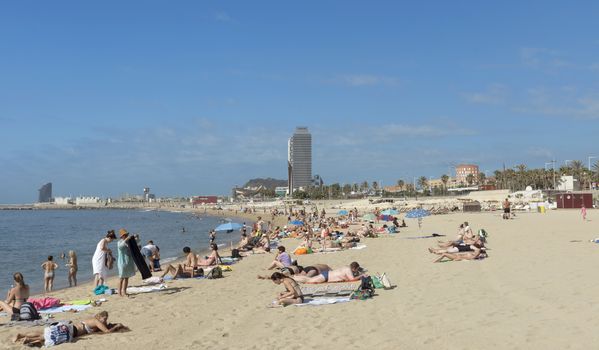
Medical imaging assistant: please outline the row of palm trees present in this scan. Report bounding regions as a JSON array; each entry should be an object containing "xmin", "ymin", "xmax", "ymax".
[{"xmin": 291, "ymin": 160, "xmax": 599, "ymax": 199}]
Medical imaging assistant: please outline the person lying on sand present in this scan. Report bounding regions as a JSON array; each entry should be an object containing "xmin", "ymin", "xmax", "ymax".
[
  {"xmin": 269, "ymin": 272, "xmax": 304, "ymax": 306},
  {"xmin": 292, "ymin": 262, "xmax": 364, "ymax": 283},
  {"xmin": 430, "ymin": 236, "xmax": 484, "ymax": 254},
  {"xmin": 13, "ymin": 311, "xmax": 128, "ymax": 347},
  {"xmin": 299, "ymin": 264, "xmax": 332, "ymax": 277},
  {"xmin": 196, "ymin": 243, "xmax": 222, "ymax": 266},
  {"xmin": 160, "ymin": 246, "xmax": 200, "ymax": 279},
  {"xmin": 433, "ymin": 248, "xmax": 487, "ymax": 263}
]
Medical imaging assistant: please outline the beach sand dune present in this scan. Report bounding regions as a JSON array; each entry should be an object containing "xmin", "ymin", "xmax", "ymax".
[{"xmin": 2, "ymin": 209, "xmax": 599, "ymax": 349}]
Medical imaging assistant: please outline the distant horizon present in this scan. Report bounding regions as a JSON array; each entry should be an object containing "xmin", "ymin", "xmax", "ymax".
[{"xmin": 2, "ymin": 1, "xmax": 599, "ymax": 204}]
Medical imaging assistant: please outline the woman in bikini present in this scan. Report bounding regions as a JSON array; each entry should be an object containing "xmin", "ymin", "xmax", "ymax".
[
  {"xmin": 66, "ymin": 251, "xmax": 78, "ymax": 287},
  {"xmin": 196, "ymin": 243, "xmax": 222, "ymax": 266},
  {"xmin": 270, "ymin": 272, "xmax": 304, "ymax": 306},
  {"xmin": 0, "ymin": 272, "xmax": 29, "ymax": 318},
  {"xmin": 13, "ymin": 311, "xmax": 128, "ymax": 347}
]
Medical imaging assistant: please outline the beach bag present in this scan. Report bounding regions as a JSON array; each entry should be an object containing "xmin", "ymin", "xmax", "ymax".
[
  {"xmin": 353, "ymin": 276, "xmax": 375, "ymax": 299},
  {"xmin": 206, "ymin": 266, "xmax": 223, "ymax": 279},
  {"xmin": 231, "ymin": 249, "xmax": 241, "ymax": 259},
  {"xmin": 44, "ymin": 322, "xmax": 74, "ymax": 347},
  {"xmin": 105, "ymin": 251, "xmax": 115, "ymax": 270},
  {"xmin": 294, "ymin": 247, "xmax": 308, "ymax": 255},
  {"xmin": 18, "ymin": 302, "xmax": 40, "ymax": 321}
]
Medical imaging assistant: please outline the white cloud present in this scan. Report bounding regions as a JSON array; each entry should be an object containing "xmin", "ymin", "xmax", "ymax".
[
  {"xmin": 337, "ymin": 74, "xmax": 399, "ymax": 87},
  {"xmin": 526, "ymin": 147, "xmax": 554, "ymax": 158},
  {"xmin": 376, "ymin": 123, "xmax": 476, "ymax": 138},
  {"xmin": 461, "ymin": 84, "xmax": 507, "ymax": 104},
  {"xmin": 516, "ymin": 87, "xmax": 599, "ymax": 119},
  {"xmin": 214, "ymin": 11, "xmax": 234, "ymax": 23},
  {"xmin": 520, "ymin": 47, "xmax": 573, "ymax": 69}
]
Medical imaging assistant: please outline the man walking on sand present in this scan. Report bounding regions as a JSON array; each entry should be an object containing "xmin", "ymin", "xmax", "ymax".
[{"xmin": 503, "ymin": 198, "xmax": 511, "ymax": 220}]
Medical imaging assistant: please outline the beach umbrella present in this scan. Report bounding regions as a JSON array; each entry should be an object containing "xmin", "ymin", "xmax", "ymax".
[
  {"xmin": 381, "ymin": 209, "xmax": 399, "ymax": 215},
  {"xmin": 289, "ymin": 220, "xmax": 304, "ymax": 226},
  {"xmin": 405, "ymin": 209, "xmax": 431, "ymax": 219},
  {"xmin": 362, "ymin": 213, "xmax": 376, "ymax": 221},
  {"xmin": 337, "ymin": 210, "xmax": 349, "ymax": 216},
  {"xmin": 215, "ymin": 222, "xmax": 243, "ymax": 232}
]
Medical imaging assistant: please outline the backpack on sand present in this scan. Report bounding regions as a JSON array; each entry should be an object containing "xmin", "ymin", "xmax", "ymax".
[{"xmin": 206, "ymin": 266, "xmax": 223, "ymax": 279}]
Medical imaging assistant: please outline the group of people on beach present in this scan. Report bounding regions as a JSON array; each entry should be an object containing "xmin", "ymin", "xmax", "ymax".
[
  {"xmin": 91, "ymin": 229, "xmax": 162, "ymax": 297},
  {"xmin": 1, "ymin": 272, "xmax": 129, "ymax": 347},
  {"xmin": 427, "ymin": 222, "xmax": 488, "ymax": 262}
]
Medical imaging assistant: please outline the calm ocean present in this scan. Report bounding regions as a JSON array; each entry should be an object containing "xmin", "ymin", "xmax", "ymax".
[{"xmin": 0, "ymin": 209, "xmax": 246, "ymax": 294}]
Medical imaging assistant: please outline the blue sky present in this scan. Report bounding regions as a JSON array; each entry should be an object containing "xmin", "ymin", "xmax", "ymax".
[{"xmin": 1, "ymin": 1, "xmax": 599, "ymax": 203}]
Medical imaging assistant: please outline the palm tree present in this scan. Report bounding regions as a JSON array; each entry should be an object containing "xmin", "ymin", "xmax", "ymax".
[
  {"xmin": 593, "ymin": 160, "xmax": 599, "ymax": 183},
  {"xmin": 477, "ymin": 172, "xmax": 486, "ymax": 185},
  {"xmin": 417, "ymin": 176, "xmax": 428, "ymax": 191},
  {"xmin": 440, "ymin": 174, "xmax": 449, "ymax": 194},
  {"xmin": 360, "ymin": 181, "xmax": 369, "ymax": 192},
  {"xmin": 396, "ymin": 179, "xmax": 405, "ymax": 190},
  {"xmin": 569, "ymin": 160, "xmax": 585, "ymax": 188},
  {"xmin": 466, "ymin": 174, "xmax": 475, "ymax": 186}
]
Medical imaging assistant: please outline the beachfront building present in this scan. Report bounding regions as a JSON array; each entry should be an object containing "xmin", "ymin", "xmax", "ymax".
[
  {"xmin": 38, "ymin": 182, "xmax": 52, "ymax": 203},
  {"xmin": 75, "ymin": 196, "xmax": 101, "ymax": 205},
  {"xmin": 455, "ymin": 164, "xmax": 479, "ymax": 185},
  {"xmin": 288, "ymin": 127, "xmax": 312, "ymax": 192}
]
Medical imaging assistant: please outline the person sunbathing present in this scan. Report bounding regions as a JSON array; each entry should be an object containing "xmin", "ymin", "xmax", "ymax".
[
  {"xmin": 292, "ymin": 262, "xmax": 363, "ymax": 283},
  {"xmin": 300, "ymin": 264, "xmax": 332, "ymax": 277},
  {"xmin": 433, "ymin": 248, "xmax": 487, "ymax": 263},
  {"xmin": 269, "ymin": 272, "xmax": 304, "ymax": 306},
  {"xmin": 160, "ymin": 246, "xmax": 200, "ymax": 279},
  {"xmin": 429, "ymin": 237, "xmax": 484, "ymax": 255},
  {"xmin": 0, "ymin": 272, "xmax": 29, "ymax": 319},
  {"xmin": 13, "ymin": 311, "xmax": 128, "ymax": 347},
  {"xmin": 196, "ymin": 243, "xmax": 222, "ymax": 266}
]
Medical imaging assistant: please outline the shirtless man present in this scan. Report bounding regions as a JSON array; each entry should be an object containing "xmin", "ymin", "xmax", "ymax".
[
  {"xmin": 292, "ymin": 262, "xmax": 364, "ymax": 283},
  {"xmin": 160, "ymin": 246, "xmax": 199, "ymax": 279},
  {"xmin": 300, "ymin": 264, "xmax": 332, "ymax": 277},
  {"xmin": 503, "ymin": 198, "xmax": 511, "ymax": 219}
]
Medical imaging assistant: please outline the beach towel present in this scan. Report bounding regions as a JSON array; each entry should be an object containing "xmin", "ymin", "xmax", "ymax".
[
  {"xmin": 143, "ymin": 276, "xmax": 164, "ymax": 285},
  {"xmin": 403, "ymin": 234, "xmax": 445, "ymax": 239},
  {"xmin": 38, "ymin": 305, "xmax": 92, "ymax": 314},
  {"xmin": 294, "ymin": 297, "xmax": 351, "ymax": 306},
  {"xmin": 300, "ymin": 281, "xmax": 361, "ymax": 296},
  {"xmin": 29, "ymin": 297, "xmax": 61, "ymax": 311},
  {"xmin": 126, "ymin": 284, "xmax": 168, "ymax": 294}
]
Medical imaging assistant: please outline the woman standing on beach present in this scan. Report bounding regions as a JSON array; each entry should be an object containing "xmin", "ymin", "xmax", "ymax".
[
  {"xmin": 117, "ymin": 229, "xmax": 136, "ymax": 297},
  {"xmin": 92, "ymin": 230, "xmax": 116, "ymax": 287},
  {"xmin": 66, "ymin": 251, "xmax": 78, "ymax": 287}
]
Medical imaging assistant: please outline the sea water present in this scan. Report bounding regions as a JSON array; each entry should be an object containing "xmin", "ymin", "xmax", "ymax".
[{"xmin": 0, "ymin": 209, "xmax": 246, "ymax": 293}]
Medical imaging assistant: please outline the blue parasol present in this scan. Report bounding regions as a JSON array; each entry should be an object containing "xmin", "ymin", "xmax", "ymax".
[
  {"xmin": 289, "ymin": 220, "xmax": 304, "ymax": 226},
  {"xmin": 405, "ymin": 209, "xmax": 431, "ymax": 219},
  {"xmin": 215, "ymin": 222, "xmax": 243, "ymax": 232},
  {"xmin": 337, "ymin": 210, "xmax": 349, "ymax": 216},
  {"xmin": 381, "ymin": 209, "xmax": 399, "ymax": 215}
]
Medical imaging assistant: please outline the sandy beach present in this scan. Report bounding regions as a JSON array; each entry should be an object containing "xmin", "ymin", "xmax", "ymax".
[{"xmin": 2, "ymin": 204, "xmax": 599, "ymax": 349}]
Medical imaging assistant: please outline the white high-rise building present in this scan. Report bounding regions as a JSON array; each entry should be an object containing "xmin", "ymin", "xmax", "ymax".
[{"xmin": 288, "ymin": 127, "xmax": 312, "ymax": 191}]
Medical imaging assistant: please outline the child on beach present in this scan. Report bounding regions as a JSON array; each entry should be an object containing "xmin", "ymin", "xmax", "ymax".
[
  {"xmin": 41, "ymin": 256, "xmax": 58, "ymax": 292},
  {"xmin": 66, "ymin": 251, "xmax": 78, "ymax": 287},
  {"xmin": 581, "ymin": 205, "xmax": 587, "ymax": 221}
]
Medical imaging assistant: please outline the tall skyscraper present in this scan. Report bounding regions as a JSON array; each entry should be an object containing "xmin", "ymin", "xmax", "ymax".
[
  {"xmin": 288, "ymin": 127, "xmax": 312, "ymax": 191},
  {"xmin": 38, "ymin": 182, "xmax": 52, "ymax": 203}
]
